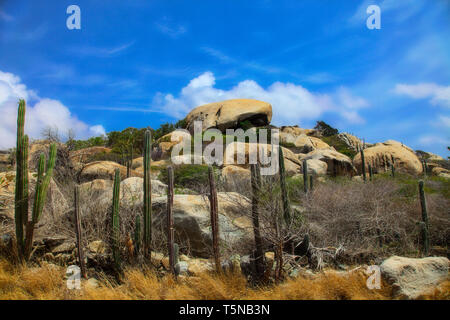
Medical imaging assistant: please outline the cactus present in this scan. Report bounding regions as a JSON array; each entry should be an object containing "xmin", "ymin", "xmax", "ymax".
[
  {"xmin": 360, "ymin": 149, "xmax": 366, "ymax": 182},
  {"xmin": 134, "ymin": 215, "xmax": 141, "ymax": 255},
  {"xmin": 15, "ymin": 100, "xmax": 58, "ymax": 260},
  {"xmin": 279, "ymin": 146, "xmax": 291, "ymax": 224},
  {"xmin": 74, "ymin": 185, "xmax": 87, "ymax": 279},
  {"xmin": 391, "ymin": 156, "xmax": 395, "ymax": 178},
  {"xmin": 303, "ymin": 159, "xmax": 308, "ymax": 193},
  {"xmin": 208, "ymin": 166, "xmax": 221, "ymax": 272},
  {"xmin": 174, "ymin": 242, "xmax": 180, "ymax": 276},
  {"xmin": 167, "ymin": 166, "xmax": 176, "ymax": 275},
  {"xmin": 368, "ymin": 164, "xmax": 373, "ymax": 181},
  {"xmin": 418, "ymin": 180, "xmax": 430, "ymax": 256},
  {"xmin": 111, "ymin": 168, "xmax": 121, "ymax": 268},
  {"xmin": 126, "ymin": 160, "xmax": 130, "ymax": 178},
  {"xmin": 309, "ymin": 175, "xmax": 313, "ymax": 191},
  {"xmin": 15, "ymin": 100, "xmax": 27, "ymax": 257},
  {"xmin": 143, "ymin": 129, "xmax": 152, "ymax": 257},
  {"xmin": 250, "ymin": 164, "xmax": 264, "ymax": 278}
]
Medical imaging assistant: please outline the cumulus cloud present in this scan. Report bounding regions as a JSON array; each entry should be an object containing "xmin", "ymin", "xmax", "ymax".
[
  {"xmin": 153, "ymin": 71, "xmax": 369, "ymax": 125},
  {"xmin": 0, "ymin": 70, "xmax": 105, "ymax": 150},
  {"xmin": 418, "ymin": 135, "xmax": 449, "ymax": 146},
  {"xmin": 394, "ymin": 83, "xmax": 450, "ymax": 108}
]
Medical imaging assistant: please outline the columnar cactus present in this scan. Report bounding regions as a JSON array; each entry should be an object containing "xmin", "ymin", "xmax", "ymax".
[
  {"xmin": 74, "ymin": 185, "xmax": 87, "ymax": 279},
  {"xmin": 279, "ymin": 146, "xmax": 291, "ymax": 224},
  {"xmin": 15, "ymin": 100, "xmax": 58, "ymax": 260},
  {"xmin": 208, "ymin": 166, "xmax": 221, "ymax": 272},
  {"xmin": 134, "ymin": 215, "xmax": 141, "ymax": 255},
  {"xmin": 368, "ymin": 164, "xmax": 373, "ymax": 181},
  {"xmin": 303, "ymin": 159, "xmax": 308, "ymax": 193},
  {"xmin": 309, "ymin": 175, "xmax": 313, "ymax": 191},
  {"xmin": 360, "ymin": 149, "xmax": 366, "ymax": 182},
  {"xmin": 391, "ymin": 155, "xmax": 395, "ymax": 178},
  {"xmin": 143, "ymin": 129, "xmax": 152, "ymax": 256},
  {"xmin": 111, "ymin": 168, "xmax": 121, "ymax": 267},
  {"xmin": 250, "ymin": 164, "xmax": 264, "ymax": 278},
  {"xmin": 174, "ymin": 242, "xmax": 180, "ymax": 276},
  {"xmin": 418, "ymin": 180, "xmax": 429, "ymax": 256},
  {"xmin": 167, "ymin": 166, "xmax": 175, "ymax": 275}
]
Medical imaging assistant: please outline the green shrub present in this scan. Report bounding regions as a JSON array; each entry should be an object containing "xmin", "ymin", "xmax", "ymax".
[
  {"xmin": 158, "ymin": 164, "xmax": 217, "ymax": 190},
  {"xmin": 321, "ymin": 135, "xmax": 357, "ymax": 159}
]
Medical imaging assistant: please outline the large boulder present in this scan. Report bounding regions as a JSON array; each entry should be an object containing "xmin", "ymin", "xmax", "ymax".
[
  {"xmin": 223, "ymin": 142, "xmax": 302, "ymax": 175},
  {"xmin": 82, "ymin": 177, "xmax": 167, "ymax": 208},
  {"xmin": 416, "ymin": 150, "xmax": 445, "ymax": 162},
  {"xmin": 302, "ymin": 159, "xmax": 328, "ymax": 176},
  {"xmin": 185, "ymin": 99, "xmax": 272, "ymax": 133},
  {"xmin": 380, "ymin": 256, "xmax": 449, "ymax": 299},
  {"xmin": 281, "ymin": 133, "xmax": 330, "ymax": 153},
  {"xmin": 0, "ymin": 171, "xmax": 69, "ymax": 222},
  {"xmin": 299, "ymin": 149, "xmax": 356, "ymax": 176},
  {"xmin": 69, "ymin": 146, "xmax": 112, "ymax": 165},
  {"xmin": 336, "ymin": 133, "xmax": 363, "ymax": 151},
  {"xmin": 154, "ymin": 131, "xmax": 192, "ymax": 160},
  {"xmin": 151, "ymin": 192, "xmax": 253, "ymax": 257},
  {"xmin": 221, "ymin": 165, "xmax": 251, "ymax": 190},
  {"xmin": 353, "ymin": 140, "xmax": 422, "ymax": 175},
  {"xmin": 79, "ymin": 161, "xmax": 142, "ymax": 182},
  {"xmin": 432, "ymin": 167, "xmax": 450, "ymax": 179},
  {"xmin": 280, "ymin": 126, "xmax": 320, "ymax": 137}
]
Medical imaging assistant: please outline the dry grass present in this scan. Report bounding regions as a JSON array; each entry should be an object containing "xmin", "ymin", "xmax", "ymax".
[{"xmin": 0, "ymin": 258, "xmax": 447, "ymax": 300}]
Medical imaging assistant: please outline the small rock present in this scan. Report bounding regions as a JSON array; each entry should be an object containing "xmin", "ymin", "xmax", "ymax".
[
  {"xmin": 86, "ymin": 278, "xmax": 100, "ymax": 289},
  {"xmin": 380, "ymin": 255, "xmax": 449, "ymax": 299},
  {"xmin": 88, "ymin": 240, "xmax": 106, "ymax": 254}
]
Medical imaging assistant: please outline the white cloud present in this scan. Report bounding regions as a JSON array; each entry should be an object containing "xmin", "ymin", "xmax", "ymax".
[
  {"xmin": 0, "ymin": 10, "xmax": 13, "ymax": 22},
  {"xmin": 0, "ymin": 70, "xmax": 105, "ymax": 150},
  {"xmin": 153, "ymin": 71, "xmax": 368, "ymax": 125},
  {"xmin": 155, "ymin": 17, "xmax": 187, "ymax": 38},
  {"xmin": 394, "ymin": 83, "xmax": 450, "ymax": 108},
  {"xmin": 418, "ymin": 135, "xmax": 449, "ymax": 146},
  {"xmin": 437, "ymin": 115, "xmax": 450, "ymax": 128}
]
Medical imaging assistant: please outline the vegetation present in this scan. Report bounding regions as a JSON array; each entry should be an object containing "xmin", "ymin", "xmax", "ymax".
[
  {"xmin": 314, "ymin": 120, "xmax": 338, "ymax": 137},
  {"xmin": 158, "ymin": 164, "xmax": 212, "ymax": 191},
  {"xmin": 321, "ymin": 134, "xmax": 357, "ymax": 158}
]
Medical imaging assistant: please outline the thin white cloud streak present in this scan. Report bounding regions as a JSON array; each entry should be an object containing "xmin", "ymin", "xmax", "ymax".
[
  {"xmin": 0, "ymin": 70, "xmax": 105, "ymax": 150},
  {"xmin": 394, "ymin": 83, "xmax": 450, "ymax": 108},
  {"xmin": 155, "ymin": 17, "xmax": 187, "ymax": 38},
  {"xmin": 72, "ymin": 41, "xmax": 135, "ymax": 57},
  {"xmin": 153, "ymin": 71, "xmax": 369, "ymax": 125},
  {"xmin": 0, "ymin": 10, "xmax": 13, "ymax": 21}
]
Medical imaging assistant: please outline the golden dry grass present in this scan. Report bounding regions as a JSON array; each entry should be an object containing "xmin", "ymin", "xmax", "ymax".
[{"xmin": 0, "ymin": 259, "xmax": 448, "ymax": 300}]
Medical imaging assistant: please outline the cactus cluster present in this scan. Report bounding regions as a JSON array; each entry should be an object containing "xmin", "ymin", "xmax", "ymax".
[{"xmin": 14, "ymin": 100, "xmax": 57, "ymax": 261}]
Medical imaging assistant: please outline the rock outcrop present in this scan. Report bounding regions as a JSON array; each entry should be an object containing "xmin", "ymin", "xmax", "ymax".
[
  {"xmin": 0, "ymin": 171, "xmax": 68, "ymax": 222},
  {"xmin": 185, "ymin": 99, "xmax": 272, "ymax": 132},
  {"xmin": 79, "ymin": 161, "xmax": 142, "ymax": 182},
  {"xmin": 336, "ymin": 133, "xmax": 363, "ymax": 151},
  {"xmin": 281, "ymin": 133, "xmax": 331, "ymax": 153},
  {"xmin": 299, "ymin": 149, "xmax": 356, "ymax": 176},
  {"xmin": 380, "ymin": 256, "xmax": 449, "ymax": 299},
  {"xmin": 353, "ymin": 140, "xmax": 422, "ymax": 175},
  {"xmin": 151, "ymin": 192, "xmax": 253, "ymax": 257},
  {"xmin": 69, "ymin": 146, "xmax": 112, "ymax": 164}
]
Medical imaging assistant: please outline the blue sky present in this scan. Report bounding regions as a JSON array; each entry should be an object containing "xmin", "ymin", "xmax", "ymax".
[{"xmin": 0, "ymin": 0, "xmax": 449, "ymax": 157}]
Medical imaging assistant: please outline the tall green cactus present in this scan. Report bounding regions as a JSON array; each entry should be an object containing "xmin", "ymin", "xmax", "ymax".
[
  {"xmin": 111, "ymin": 168, "xmax": 121, "ymax": 267},
  {"xmin": 368, "ymin": 164, "xmax": 373, "ymax": 181},
  {"xmin": 15, "ymin": 100, "xmax": 58, "ymax": 260},
  {"xmin": 309, "ymin": 175, "xmax": 313, "ymax": 191},
  {"xmin": 279, "ymin": 146, "xmax": 291, "ymax": 225},
  {"xmin": 391, "ymin": 155, "xmax": 395, "ymax": 178},
  {"xmin": 143, "ymin": 129, "xmax": 152, "ymax": 257},
  {"xmin": 418, "ymin": 180, "xmax": 429, "ymax": 256},
  {"xmin": 303, "ymin": 159, "xmax": 308, "ymax": 193},
  {"xmin": 360, "ymin": 149, "xmax": 366, "ymax": 182}
]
